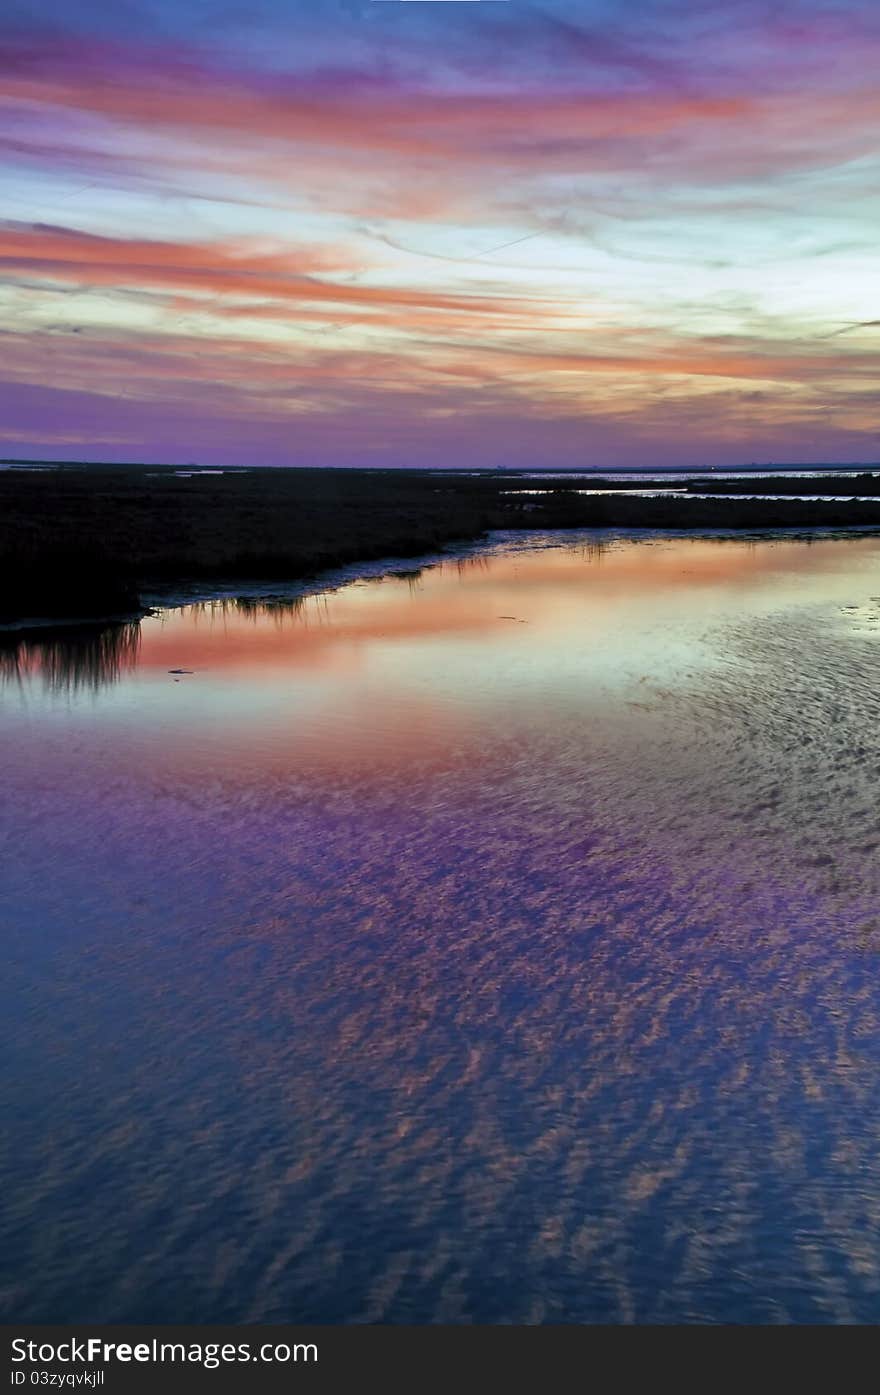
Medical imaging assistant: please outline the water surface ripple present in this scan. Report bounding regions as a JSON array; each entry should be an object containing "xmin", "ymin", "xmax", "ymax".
[{"xmin": 3, "ymin": 531, "xmax": 880, "ymax": 1323}]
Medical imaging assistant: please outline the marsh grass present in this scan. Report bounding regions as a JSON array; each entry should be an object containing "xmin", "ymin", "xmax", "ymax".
[{"xmin": 4, "ymin": 464, "xmax": 880, "ymax": 628}]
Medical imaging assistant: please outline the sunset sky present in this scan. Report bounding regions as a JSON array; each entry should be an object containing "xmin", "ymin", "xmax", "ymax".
[{"xmin": 2, "ymin": 0, "xmax": 878, "ymax": 468}]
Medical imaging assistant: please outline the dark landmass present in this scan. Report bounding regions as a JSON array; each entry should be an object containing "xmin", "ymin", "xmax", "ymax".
[
  {"xmin": 4, "ymin": 463, "xmax": 880, "ymax": 628},
  {"xmin": 684, "ymin": 472, "xmax": 880, "ymax": 496}
]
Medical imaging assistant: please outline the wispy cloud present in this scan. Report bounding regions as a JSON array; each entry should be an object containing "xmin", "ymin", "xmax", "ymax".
[{"xmin": 1, "ymin": 1, "xmax": 878, "ymax": 464}]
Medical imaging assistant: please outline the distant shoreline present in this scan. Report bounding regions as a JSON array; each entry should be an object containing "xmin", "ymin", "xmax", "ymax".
[
  {"xmin": 3, "ymin": 459, "xmax": 880, "ymax": 476},
  {"xmin": 4, "ymin": 464, "xmax": 880, "ymax": 632}
]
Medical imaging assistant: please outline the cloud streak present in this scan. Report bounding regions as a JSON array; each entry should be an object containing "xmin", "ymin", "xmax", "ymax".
[{"xmin": 1, "ymin": 1, "xmax": 878, "ymax": 465}]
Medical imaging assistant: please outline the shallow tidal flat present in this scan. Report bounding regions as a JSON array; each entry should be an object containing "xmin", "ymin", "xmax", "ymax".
[{"xmin": 3, "ymin": 530, "xmax": 880, "ymax": 1322}]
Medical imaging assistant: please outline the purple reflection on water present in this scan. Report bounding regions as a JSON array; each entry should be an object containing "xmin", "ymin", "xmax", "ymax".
[{"xmin": 3, "ymin": 531, "xmax": 880, "ymax": 1322}]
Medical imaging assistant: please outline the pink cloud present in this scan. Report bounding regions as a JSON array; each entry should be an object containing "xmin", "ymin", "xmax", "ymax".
[
  {"xmin": 4, "ymin": 28, "xmax": 878, "ymax": 209},
  {"xmin": 0, "ymin": 221, "xmax": 547, "ymax": 325}
]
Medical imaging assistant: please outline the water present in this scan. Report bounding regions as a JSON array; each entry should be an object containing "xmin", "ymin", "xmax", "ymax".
[
  {"xmin": 502, "ymin": 488, "xmax": 880, "ymax": 501},
  {"xmin": 4, "ymin": 529, "xmax": 880, "ymax": 1324},
  {"xmin": 512, "ymin": 469, "xmax": 880, "ymax": 481}
]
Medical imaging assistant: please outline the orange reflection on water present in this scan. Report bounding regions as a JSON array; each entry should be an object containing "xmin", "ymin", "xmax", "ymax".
[{"xmin": 135, "ymin": 535, "xmax": 880, "ymax": 681}]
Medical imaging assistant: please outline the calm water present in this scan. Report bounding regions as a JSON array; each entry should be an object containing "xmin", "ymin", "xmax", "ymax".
[{"xmin": 4, "ymin": 529, "xmax": 880, "ymax": 1324}]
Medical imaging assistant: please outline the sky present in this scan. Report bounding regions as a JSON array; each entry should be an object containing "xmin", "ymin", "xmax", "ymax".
[{"xmin": 1, "ymin": 0, "xmax": 878, "ymax": 468}]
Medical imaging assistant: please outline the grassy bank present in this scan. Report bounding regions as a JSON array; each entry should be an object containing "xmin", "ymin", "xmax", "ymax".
[{"xmin": 4, "ymin": 464, "xmax": 880, "ymax": 626}]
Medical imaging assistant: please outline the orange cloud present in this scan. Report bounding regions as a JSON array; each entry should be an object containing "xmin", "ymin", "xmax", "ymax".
[{"xmin": 0, "ymin": 221, "xmax": 543, "ymax": 324}]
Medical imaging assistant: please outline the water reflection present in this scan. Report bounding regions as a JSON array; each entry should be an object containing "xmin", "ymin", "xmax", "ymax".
[
  {"xmin": 8, "ymin": 527, "xmax": 842, "ymax": 697},
  {"xmin": 222, "ymin": 595, "xmax": 306, "ymax": 623},
  {"xmin": 0, "ymin": 621, "xmax": 141, "ymax": 693},
  {"xmin": 5, "ymin": 531, "xmax": 880, "ymax": 1323},
  {"xmin": 0, "ymin": 531, "xmax": 875, "ymax": 703}
]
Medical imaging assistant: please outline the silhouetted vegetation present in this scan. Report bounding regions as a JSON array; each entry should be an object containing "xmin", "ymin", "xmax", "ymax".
[
  {"xmin": 4, "ymin": 464, "xmax": 880, "ymax": 627},
  {"xmin": 685, "ymin": 471, "xmax": 880, "ymax": 496}
]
